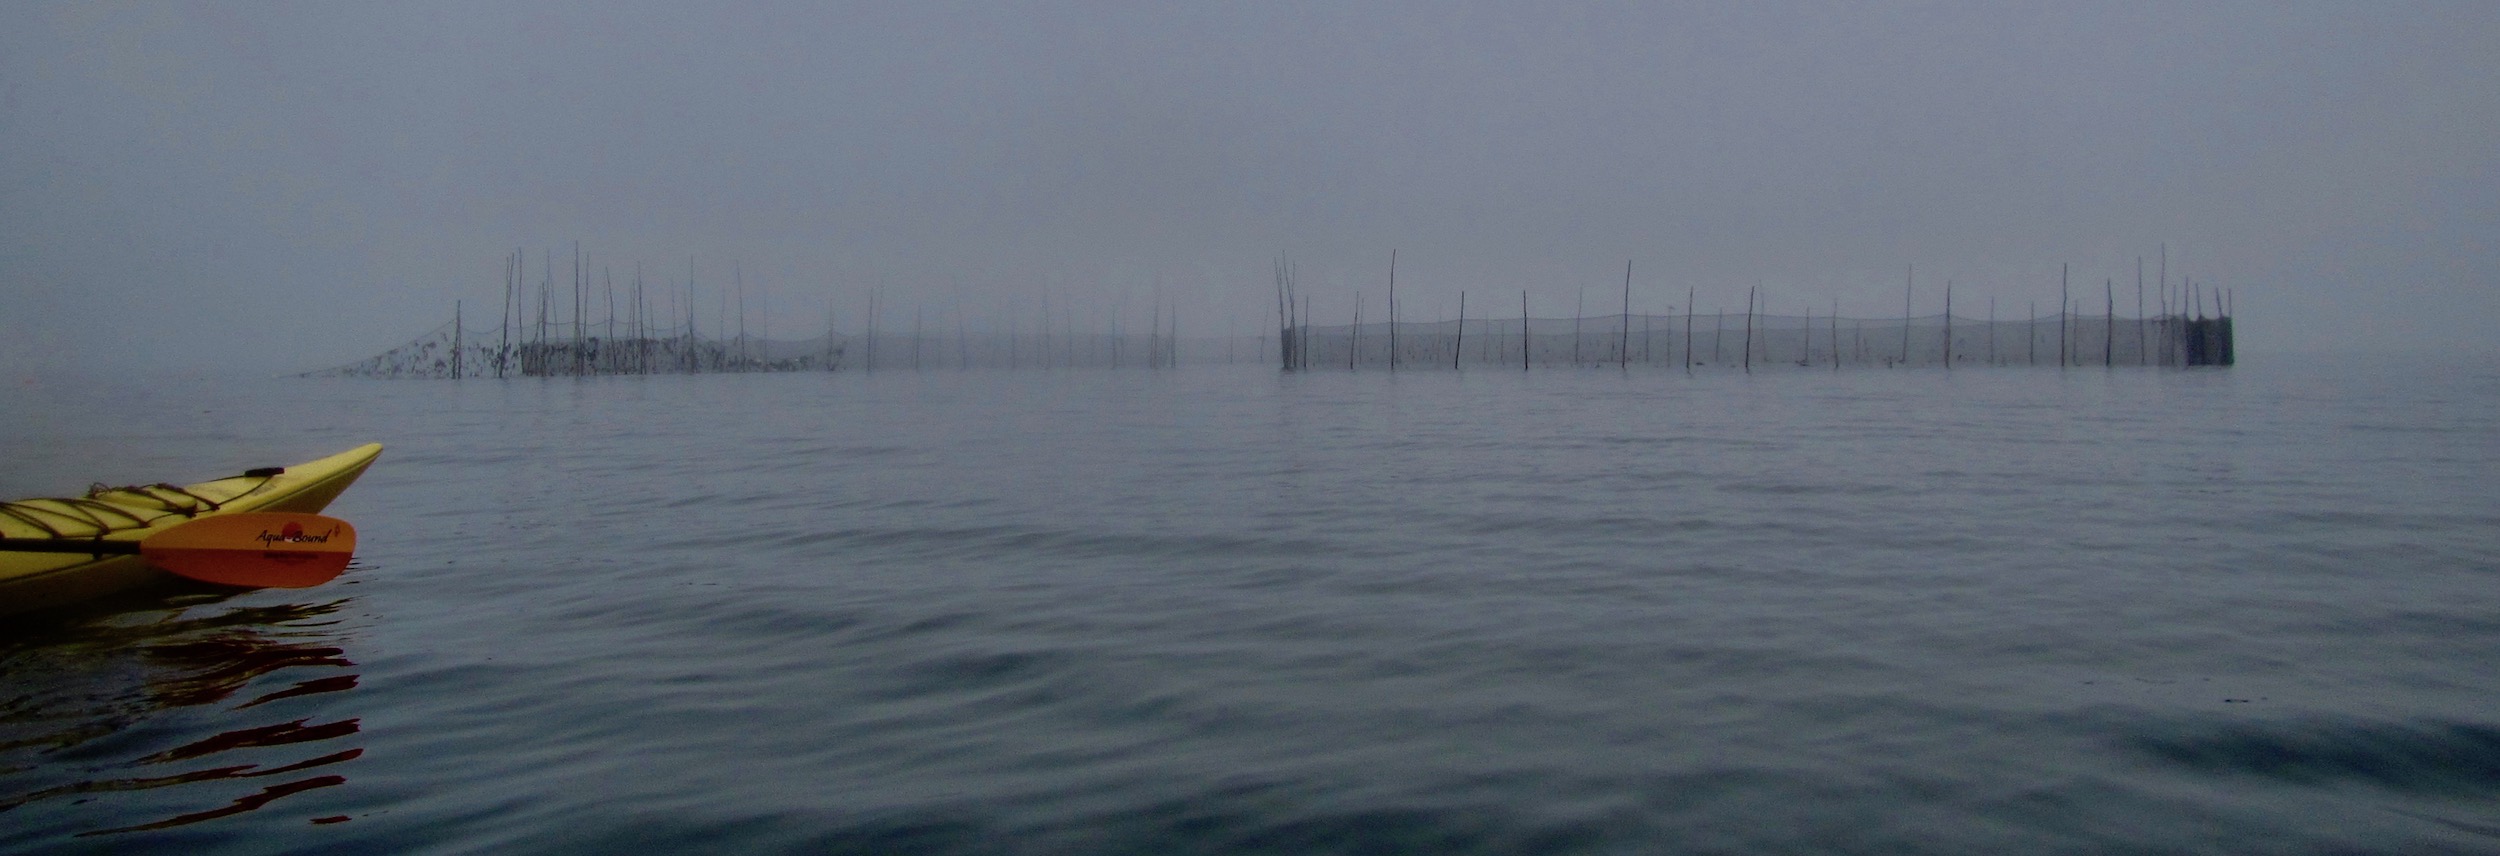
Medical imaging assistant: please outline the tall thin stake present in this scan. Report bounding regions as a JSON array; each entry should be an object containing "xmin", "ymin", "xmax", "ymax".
[
  {"xmin": 1274, "ymin": 255, "xmax": 1291, "ymax": 371},
  {"xmin": 1387, "ymin": 249, "xmax": 1399, "ymax": 372},
  {"xmin": 1685, "ymin": 286, "xmax": 1695, "ymax": 374},
  {"xmin": 504, "ymin": 250, "xmax": 515, "ymax": 376},
  {"xmin": 737, "ymin": 263, "xmax": 749, "ymax": 370},
  {"xmin": 1619, "ymin": 260, "xmax": 1632, "ymax": 369},
  {"xmin": 1743, "ymin": 285, "xmax": 1755, "ymax": 373},
  {"xmin": 2105, "ymin": 277, "xmax": 2116, "ymax": 368}
]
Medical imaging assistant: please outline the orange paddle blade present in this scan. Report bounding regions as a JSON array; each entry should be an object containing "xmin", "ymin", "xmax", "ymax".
[{"xmin": 139, "ymin": 512, "xmax": 357, "ymax": 589}]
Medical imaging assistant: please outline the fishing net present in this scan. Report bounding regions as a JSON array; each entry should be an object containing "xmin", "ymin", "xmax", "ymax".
[
  {"xmin": 1278, "ymin": 312, "xmax": 2233, "ymax": 370},
  {"xmin": 296, "ymin": 322, "xmax": 843, "ymax": 378}
]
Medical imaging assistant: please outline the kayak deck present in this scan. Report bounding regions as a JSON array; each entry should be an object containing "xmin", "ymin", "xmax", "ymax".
[{"xmin": 1, "ymin": 443, "xmax": 382, "ymax": 614}]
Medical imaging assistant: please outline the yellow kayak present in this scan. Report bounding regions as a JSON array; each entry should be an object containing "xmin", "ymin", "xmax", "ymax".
[{"xmin": 1, "ymin": 443, "xmax": 382, "ymax": 615}]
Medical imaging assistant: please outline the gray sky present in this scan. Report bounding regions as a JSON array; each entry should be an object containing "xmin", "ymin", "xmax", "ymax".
[{"xmin": 4, "ymin": 1, "xmax": 2494, "ymax": 374}]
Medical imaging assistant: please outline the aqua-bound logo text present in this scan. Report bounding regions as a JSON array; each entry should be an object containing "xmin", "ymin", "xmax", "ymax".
[{"xmin": 256, "ymin": 521, "xmax": 336, "ymax": 547}]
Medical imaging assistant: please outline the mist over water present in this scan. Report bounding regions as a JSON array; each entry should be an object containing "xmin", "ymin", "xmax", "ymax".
[{"xmin": 4, "ymin": 356, "xmax": 2497, "ymax": 853}]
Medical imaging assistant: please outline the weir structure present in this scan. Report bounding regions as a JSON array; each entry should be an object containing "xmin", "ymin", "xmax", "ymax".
[
  {"xmin": 1268, "ymin": 308, "xmax": 2235, "ymax": 372},
  {"xmin": 1266, "ymin": 254, "xmax": 2234, "ymax": 372},
  {"xmin": 302, "ymin": 305, "xmax": 2234, "ymax": 379},
  {"xmin": 300, "ymin": 250, "xmax": 2235, "ymax": 378},
  {"xmin": 298, "ymin": 324, "xmax": 1192, "ymax": 378}
]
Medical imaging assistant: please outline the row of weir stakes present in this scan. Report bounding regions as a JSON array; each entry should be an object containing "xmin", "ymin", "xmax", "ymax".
[
  {"xmin": 309, "ymin": 245, "xmax": 2233, "ymax": 379},
  {"xmin": 1272, "ymin": 252, "xmax": 2232, "ymax": 372}
]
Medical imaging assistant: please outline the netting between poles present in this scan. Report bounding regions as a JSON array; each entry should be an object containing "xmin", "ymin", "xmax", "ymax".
[
  {"xmin": 296, "ymin": 322, "xmax": 843, "ymax": 378},
  {"xmin": 1272, "ymin": 312, "xmax": 2233, "ymax": 370}
]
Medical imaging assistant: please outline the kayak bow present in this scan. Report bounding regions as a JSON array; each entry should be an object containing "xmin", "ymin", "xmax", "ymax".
[{"xmin": 0, "ymin": 444, "xmax": 381, "ymax": 614}]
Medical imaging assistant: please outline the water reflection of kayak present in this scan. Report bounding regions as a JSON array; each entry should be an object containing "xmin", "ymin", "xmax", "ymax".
[
  {"xmin": 0, "ymin": 599, "xmax": 366, "ymax": 839},
  {"xmin": 0, "ymin": 444, "xmax": 382, "ymax": 615}
]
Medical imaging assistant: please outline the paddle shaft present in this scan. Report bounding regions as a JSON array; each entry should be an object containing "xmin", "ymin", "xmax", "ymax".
[{"xmin": 0, "ymin": 537, "xmax": 143, "ymax": 556}]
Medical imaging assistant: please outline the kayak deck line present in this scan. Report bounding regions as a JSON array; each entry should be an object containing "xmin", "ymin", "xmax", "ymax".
[{"xmin": 0, "ymin": 475, "xmax": 282, "ymax": 539}]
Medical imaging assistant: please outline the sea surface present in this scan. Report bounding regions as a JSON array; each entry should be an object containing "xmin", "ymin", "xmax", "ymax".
[{"xmin": 2, "ymin": 355, "xmax": 2496, "ymax": 854}]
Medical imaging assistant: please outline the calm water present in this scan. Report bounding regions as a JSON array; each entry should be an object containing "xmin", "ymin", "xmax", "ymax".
[{"xmin": 3, "ymin": 357, "xmax": 2497, "ymax": 854}]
